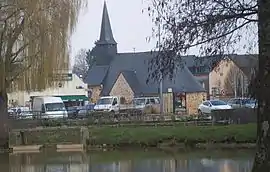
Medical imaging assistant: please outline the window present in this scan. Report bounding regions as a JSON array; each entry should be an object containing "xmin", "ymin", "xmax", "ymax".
[
  {"xmin": 210, "ymin": 100, "xmax": 227, "ymax": 106},
  {"xmin": 112, "ymin": 98, "xmax": 118, "ymax": 105},
  {"xmin": 41, "ymin": 104, "xmax": 45, "ymax": 112},
  {"xmin": 235, "ymin": 99, "xmax": 241, "ymax": 104},
  {"xmin": 97, "ymin": 98, "xmax": 113, "ymax": 105},
  {"xmin": 150, "ymin": 98, "xmax": 156, "ymax": 104},
  {"xmin": 203, "ymin": 102, "xmax": 209, "ymax": 106},
  {"xmin": 45, "ymin": 103, "xmax": 65, "ymax": 111},
  {"xmin": 133, "ymin": 98, "xmax": 146, "ymax": 105}
]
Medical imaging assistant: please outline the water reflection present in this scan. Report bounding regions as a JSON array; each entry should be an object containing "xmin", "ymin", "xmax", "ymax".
[{"xmin": 8, "ymin": 151, "xmax": 254, "ymax": 172}]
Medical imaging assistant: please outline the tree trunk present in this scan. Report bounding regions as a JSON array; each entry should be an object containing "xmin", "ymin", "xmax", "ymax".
[
  {"xmin": 0, "ymin": 89, "xmax": 9, "ymax": 148},
  {"xmin": 252, "ymin": 0, "xmax": 270, "ymax": 171}
]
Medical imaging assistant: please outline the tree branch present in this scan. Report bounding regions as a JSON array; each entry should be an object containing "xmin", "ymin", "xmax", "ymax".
[
  {"xmin": 0, "ymin": 20, "xmax": 7, "ymax": 60},
  {"xmin": 5, "ymin": 17, "xmax": 25, "ymax": 64},
  {"xmin": 174, "ymin": 20, "xmax": 252, "ymax": 50}
]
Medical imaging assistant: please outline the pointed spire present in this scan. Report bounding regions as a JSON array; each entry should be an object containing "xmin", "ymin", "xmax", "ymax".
[{"xmin": 96, "ymin": 1, "xmax": 117, "ymax": 45}]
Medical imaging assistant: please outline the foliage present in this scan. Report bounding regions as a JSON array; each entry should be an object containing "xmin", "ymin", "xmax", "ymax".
[
  {"xmin": 72, "ymin": 48, "xmax": 95, "ymax": 78},
  {"xmin": 0, "ymin": 0, "xmax": 87, "ymax": 92},
  {"xmin": 145, "ymin": 0, "xmax": 258, "ymax": 81}
]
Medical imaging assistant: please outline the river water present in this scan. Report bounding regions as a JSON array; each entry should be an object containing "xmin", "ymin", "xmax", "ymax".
[{"xmin": 5, "ymin": 150, "xmax": 254, "ymax": 172}]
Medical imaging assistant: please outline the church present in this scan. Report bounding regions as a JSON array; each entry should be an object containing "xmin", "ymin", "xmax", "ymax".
[{"xmin": 84, "ymin": 2, "xmax": 206, "ymax": 114}]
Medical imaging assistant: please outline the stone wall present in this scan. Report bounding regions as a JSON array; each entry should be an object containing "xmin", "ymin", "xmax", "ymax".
[
  {"xmin": 109, "ymin": 73, "xmax": 134, "ymax": 103},
  {"xmin": 186, "ymin": 92, "xmax": 207, "ymax": 115},
  {"xmin": 90, "ymin": 86, "xmax": 102, "ymax": 103}
]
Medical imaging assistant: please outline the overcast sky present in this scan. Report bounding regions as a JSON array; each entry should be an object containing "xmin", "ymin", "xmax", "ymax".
[
  {"xmin": 70, "ymin": 0, "xmax": 155, "ymax": 65},
  {"xmin": 70, "ymin": 0, "xmax": 258, "ymax": 66}
]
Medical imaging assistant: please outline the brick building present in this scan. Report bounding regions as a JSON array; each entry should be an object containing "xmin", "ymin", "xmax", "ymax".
[{"xmin": 84, "ymin": 2, "xmax": 206, "ymax": 115}]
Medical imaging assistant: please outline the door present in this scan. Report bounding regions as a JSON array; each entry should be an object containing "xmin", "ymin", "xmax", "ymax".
[
  {"xmin": 201, "ymin": 101, "xmax": 211, "ymax": 114},
  {"xmin": 112, "ymin": 98, "xmax": 119, "ymax": 112}
]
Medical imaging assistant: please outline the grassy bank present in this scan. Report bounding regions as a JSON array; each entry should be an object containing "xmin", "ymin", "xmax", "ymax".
[
  {"xmin": 9, "ymin": 124, "xmax": 257, "ymax": 149},
  {"xmin": 89, "ymin": 124, "xmax": 257, "ymax": 148}
]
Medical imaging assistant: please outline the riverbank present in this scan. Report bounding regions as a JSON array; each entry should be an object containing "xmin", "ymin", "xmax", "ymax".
[
  {"xmin": 9, "ymin": 123, "xmax": 257, "ymax": 151},
  {"xmin": 88, "ymin": 123, "xmax": 256, "ymax": 149}
]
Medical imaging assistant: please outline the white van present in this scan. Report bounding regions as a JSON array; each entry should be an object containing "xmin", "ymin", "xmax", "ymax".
[
  {"xmin": 32, "ymin": 96, "xmax": 68, "ymax": 119},
  {"xmin": 94, "ymin": 96, "xmax": 134, "ymax": 113}
]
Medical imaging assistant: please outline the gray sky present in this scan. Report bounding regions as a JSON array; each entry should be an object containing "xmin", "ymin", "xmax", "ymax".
[
  {"xmin": 70, "ymin": 0, "xmax": 155, "ymax": 65},
  {"xmin": 70, "ymin": 0, "xmax": 258, "ymax": 66}
]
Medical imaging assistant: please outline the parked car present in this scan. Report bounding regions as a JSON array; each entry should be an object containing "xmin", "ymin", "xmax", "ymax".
[
  {"xmin": 227, "ymin": 98, "xmax": 257, "ymax": 109},
  {"xmin": 198, "ymin": 100, "xmax": 232, "ymax": 117},
  {"xmin": 67, "ymin": 106, "xmax": 79, "ymax": 119},
  {"xmin": 244, "ymin": 99, "xmax": 257, "ymax": 109},
  {"xmin": 77, "ymin": 104, "xmax": 95, "ymax": 118},
  {"xmin": 132, "ymin": 97, "xmax": 160, "ymax": 110},
  {"xmin": 8, "ymin": 106, "xmax": 32, "ymax": 119}
]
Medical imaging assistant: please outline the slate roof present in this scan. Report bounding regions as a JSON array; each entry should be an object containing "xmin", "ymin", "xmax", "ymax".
[
  {"xmin": 95, "ymin": 1, "xmax": 116, "ymax": 45},
  {"xmin": 84, "ymin": 65, "xmax": 109, "ymax": 86},
  {"xmin": 182, "ymin": 54, "xmax": 258, "ymax": 77},
  {"xmin": 182, "ymin": 55, "xmax": 224, "ymax": 70},
  {"xmin": 120, "ymin": 70, "xmax": 141, "ymax": 95},
  {"xmin": 84, "ymin": 52, "xmax": 206, "ymax": 95},
  {"xmin": 229, "ymin": 54, "xmax": 258, "ymax": 76}
]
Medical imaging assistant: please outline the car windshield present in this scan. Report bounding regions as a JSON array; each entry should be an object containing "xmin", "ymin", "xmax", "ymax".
[
  {"xmin": 45, "ymin": 103, "xmax": 66, "ymax": 111},
  {"xmin": 210, "ymin": 100, "xmax": 227, "ymax": 106},
  {"xmin": 133, "ymin": 99, "xmax": 146, "ymax": 105},
  {"xmin": 97, "ymin": 98, "xmax": 113, "ymax": 105}
]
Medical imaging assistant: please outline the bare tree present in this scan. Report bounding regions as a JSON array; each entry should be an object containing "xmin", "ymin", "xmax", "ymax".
[
  {"xmin": 73, "ymin": 49, "xmax": 88, "ymax": 77},
  {"xmin": 72, "ymin": 48, "xmax": 95, "ymax": 78},
  {"xmin": 146, "ymin": 0, "xmax": 270, "ymax": 171},
  {"xmin": 0, "ymin": 0, "xmax": 86, "ymax": 147},
  {"xmin": 223, "ymin": 64, "xmax": 243, "ymax": 96}
]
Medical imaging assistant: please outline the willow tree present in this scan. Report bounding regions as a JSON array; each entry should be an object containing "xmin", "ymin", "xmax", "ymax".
[
  {"xmin": 146, "ymin": 0, "xmax": 270, "ymax": 171},
  {"xmin": 0, "ymin": 0, "xmax": 86, "ymax": 146}
]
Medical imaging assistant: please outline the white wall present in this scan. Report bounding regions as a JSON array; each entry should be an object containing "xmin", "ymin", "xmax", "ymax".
[{"xmin": 8, "ymin": 74, "xmax": 87, "ymax": 106}]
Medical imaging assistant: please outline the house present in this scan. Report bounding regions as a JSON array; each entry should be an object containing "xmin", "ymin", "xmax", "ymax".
[
  {"xmin": 183, "ymin": 55, "xmax": 220, "ymax": 97},
  {"xmin": 84, "ymin": 2, "xmax": 206, "ymax": 115},
  {"xmin": 183, "ymin": 54, "xmax": 258, "ymax": 98},
  {"xmin": 8, "ymin": 72, "xmax": 88, "ymax": 108},
  {"xmin": 209, "ymin": 54, "xmax": 257, "ymax": 97}
]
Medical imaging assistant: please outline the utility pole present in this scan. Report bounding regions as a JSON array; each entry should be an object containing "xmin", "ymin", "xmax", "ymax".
[
  {"xmin": 234, "ymin": 73, "xmax": 237, "ymax": 98},
  {"xmin": 158, "ymin": 15, "xmax": 163, "ymax": 114},
  {"xmin": 241, "ymin": 74, "xmax": 244, "ymax": 98}
]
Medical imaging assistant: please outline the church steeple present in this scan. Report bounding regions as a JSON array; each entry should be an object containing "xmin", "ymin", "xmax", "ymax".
[
  {"xmin": 96, "ymin": 1, "xmax": 117, "ymax": 45},
  {"xmin": 91, "ymin": 1, "xmax": 117, "ymax": 66}
]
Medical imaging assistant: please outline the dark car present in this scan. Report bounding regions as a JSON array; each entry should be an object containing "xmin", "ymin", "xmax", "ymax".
[
  {"xmin": 67, "ymin": 106, "xmax": 79, "ymax": 119},
  {"xmin": 77, "ymin": 104, "xmax": 95, "ymax": 119},
  {"xmin": 227, "ymin": 98, "xmax": 257, "ymax": 109}
]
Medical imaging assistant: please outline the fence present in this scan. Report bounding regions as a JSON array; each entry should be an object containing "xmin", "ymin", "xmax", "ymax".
[{"xmin": 8, "ymin": 108, "xmax": 257, "ymax": 129}]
